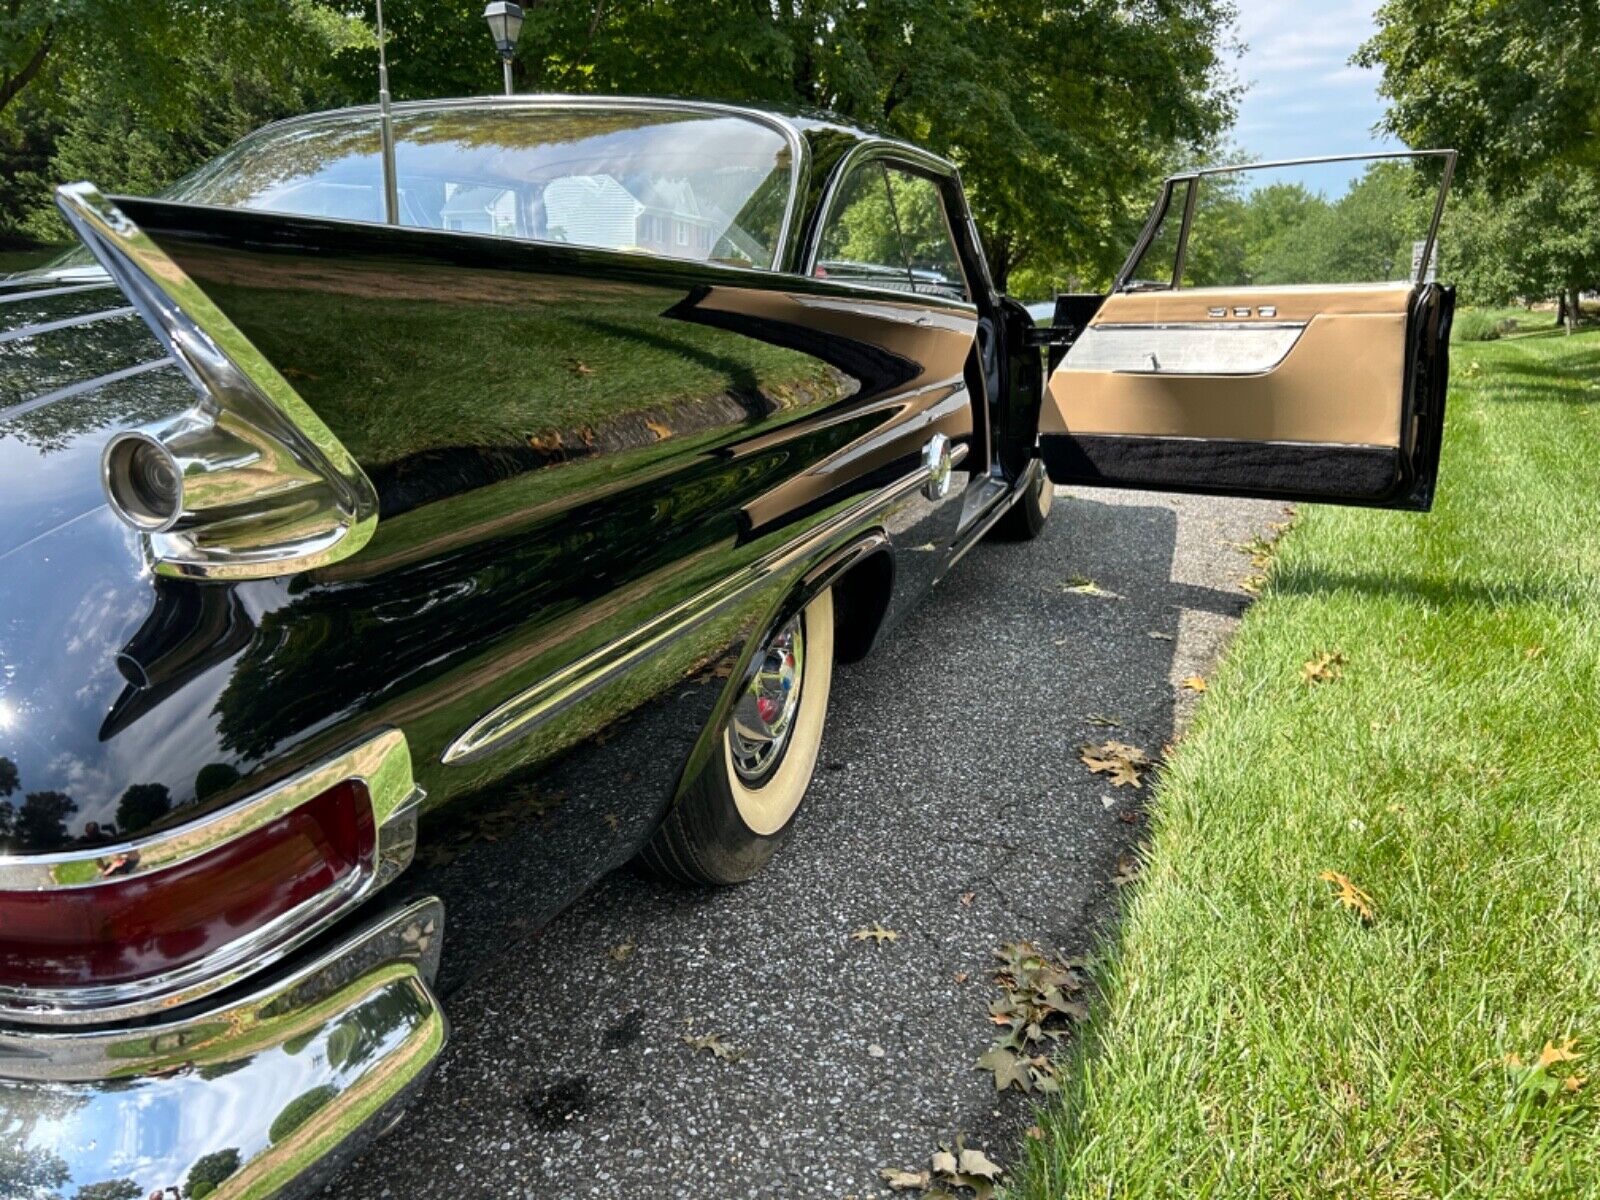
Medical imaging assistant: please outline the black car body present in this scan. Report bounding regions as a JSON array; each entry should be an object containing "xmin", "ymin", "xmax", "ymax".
[{"xmin": 0, "ymin": 96, "xmax": 1455, "ymax": 1198}]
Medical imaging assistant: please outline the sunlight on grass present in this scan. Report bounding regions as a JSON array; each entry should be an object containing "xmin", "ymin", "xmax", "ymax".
[{"xmin": 1014, "ymin": 321, "xmax": 1600, "ymax": 1197}]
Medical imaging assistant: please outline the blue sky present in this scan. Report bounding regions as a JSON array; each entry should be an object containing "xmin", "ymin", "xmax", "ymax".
[{"xmin": 1228, "ymin": 0, "xmax": 1393, "ymax": 164}]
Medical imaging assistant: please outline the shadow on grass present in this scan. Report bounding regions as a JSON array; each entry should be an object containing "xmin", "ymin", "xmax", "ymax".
[{"xmin": 1271, "ymin": 565, "xmax": 1592, "ymax": 611}]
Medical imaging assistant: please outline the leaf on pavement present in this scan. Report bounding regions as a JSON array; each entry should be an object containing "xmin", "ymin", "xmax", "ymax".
[
  {"xmin": 958, "ymin": 1148, "xmax": 1003, "ymax": 1181},
  {"xmin": 1180, "ymin": 675, "xmax": 1207, "ymax": 692},
  {"xmin": 851, "ymin": 922, "xmax": 900, "ymax": 945},
  {"xmin": 1080, "ymin": 740, "xmax": 1151, "ymax": 788},
  {"xmin": 1064, "ymin": 575, "xmax": 1120, "ymax": 598},
  {"xmin": 681, "ymin": 1032, "xmax": 743, "ymax": 1062},
  {"xmin": 1113, "ymin": 853, "xmax": 1142, "ymax": 887},
  {"xmin": 1086, "ymin": 712, "xmax": 1124, "ymax": 728},
  {"xmin": 607, "ymin": 941, "xmax": 635, "ymax": 963},
  {"xmin": 1302, "ymin": 650, "xmax": 1347, "ymax": 685},
  {"xmin": 1318, "ymin": 869, "xmax": 1375, "ymax": 922},
  {"xmin": 879, "ymin": 1168, "xmax": 930, "ymax": 1191},
  {"xmin": 1147, "ymin": 630, "xmax": 1174, "ymax": 641}
]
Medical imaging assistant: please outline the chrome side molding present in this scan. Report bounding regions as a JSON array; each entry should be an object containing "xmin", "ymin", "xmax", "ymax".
[{"xmin": 54, "ymin": 182, "xmax": 379, "ymax": 580}]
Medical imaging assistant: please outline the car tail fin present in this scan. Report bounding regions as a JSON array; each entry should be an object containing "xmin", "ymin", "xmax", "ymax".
[{"xmin": 54, "ymin": 182, "xmax": 378, "ymax": 580}]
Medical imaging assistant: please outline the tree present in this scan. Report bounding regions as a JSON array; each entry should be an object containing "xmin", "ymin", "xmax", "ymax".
[
  {"xmin": 0, "ymin": 1, "xmax": 366, "ymax": 242},
  {"xmin": 73, "ymin": 1179, "xmax": 143, "ymax": 1200},
  {"xmin": 182, "ymin": 1147, "xmax": 241, "ymax": 1199},
  {"xmin": 1356, "ymin": 1, "xmax": 1600, "ymax": 190},
  {"xmin": 113, "ymin": 782, "xmax": 171, "ymax": 836},
  {"xmin": 15, "ymin": 789, "xmax": 74, "ymax": 850},
  {"xmin": 1444, "ymin": 166, "xmax": 1600, "ymax": 329},
  {"xmin": 335, "ymin": 0, "xmax": 1238, "ymax": 292}
]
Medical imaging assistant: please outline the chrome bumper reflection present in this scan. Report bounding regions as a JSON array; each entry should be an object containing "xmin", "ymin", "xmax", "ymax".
[{"xmin": 0, "ymin": 896, "xmax": 446, "ymax": 1200}]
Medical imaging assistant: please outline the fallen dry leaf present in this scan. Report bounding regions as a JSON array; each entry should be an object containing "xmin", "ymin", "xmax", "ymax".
[
  {"xmin": 607, "ymin": 941, "xmax": 635, "ymax": 963},
  {"xmin": 851, "ymin": 922, "xmax": 900, "ymax": 945},
  {"xmin": 1147, "ymin": 630, "xmax": 1174, "ymax": 641},
  {"xmin": 959, "ymin": 891, "xmax": 976, "ymax": 907},
  {"xmin": 1180, "ymin": 675, "xmax": 1207, "ymax": 692},
  {"xmin": 958, "ymin": 1148, "xmax": 1003, "ymax": 1181},
  {"xmin": 880, "ymin": 1168, "xmax": 930, "ymax": 1191},
  {"xmin": 1113, "ymin": 854, "xmax": 1142, "ymax": 887},
  {"xmin": 1302, "ymin": 650, "xmax": 1347, "ymax": 685},
  {"xmin": 644, "ymin": 418, "xmax": 672, "ymax": 440},
  {"xmin": 953, "ymin": 971, "xmax": 969, "ymax": 984},
  {"xmin": 1086, "ymin": 712, "xmax": 1124, "ymax": 728},
  {"xmin": 682, "ymin": 1032, "xmax": 743, "ymax": 1062},
  {"xmin": 566, "ymin": 358, "xmax": 594, "ymax": 376},
  {"xmin": 1080, "ymin": 741, "xmax": 1151, "ymax": 789},
  {"xmin": 1537, "ymin": 1038, "xmax": 1582, "ymax": 1069},
  {"xmin": 1064, "ymin": 575, "xmax": 1121, "ymax": 598},
  {"xmin": 1318, "ymin": 869, "xmax": 1375, "ymax": 922},
  {"xmin": 1025, "ymin": 1125, "xmax": 1044, "ymax": 1141}
]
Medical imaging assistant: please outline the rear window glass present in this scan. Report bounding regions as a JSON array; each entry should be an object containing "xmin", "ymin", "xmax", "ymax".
[{"xmin": 172, "ymin": 107, "xmax": 794, "ymax": 269}]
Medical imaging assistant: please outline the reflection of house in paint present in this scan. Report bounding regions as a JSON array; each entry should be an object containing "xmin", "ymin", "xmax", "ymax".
[{"xmin": 543, "ymin": 174, "xmax": 717, "ymax": 256}]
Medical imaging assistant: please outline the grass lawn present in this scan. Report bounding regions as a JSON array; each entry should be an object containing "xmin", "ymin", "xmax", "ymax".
[
  {"xmin": 0, "ymin": 245, "xmax": 66, "ymax": 275},
  {"xmin": 1014, "ymin": 322, "xmax": 1600, "ymax": 1197}
]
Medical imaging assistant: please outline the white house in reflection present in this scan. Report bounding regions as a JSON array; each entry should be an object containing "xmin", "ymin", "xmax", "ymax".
[{"xmin": 541, "ymin": 174, "xmax": 717, "ymax": 258}]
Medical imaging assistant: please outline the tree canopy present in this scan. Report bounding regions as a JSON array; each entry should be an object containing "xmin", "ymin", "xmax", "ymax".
[
  {"xmin": 1359, "ymin": 0, "xmax": 1600, "ymax": 322},
  {"xmin": 0, "ymin": 0, "xmax": 1238, "ymax": 294}
]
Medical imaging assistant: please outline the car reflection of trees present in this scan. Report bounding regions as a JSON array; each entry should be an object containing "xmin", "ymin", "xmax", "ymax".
[{"xmin": 207, "ymin": 409, "xmax": 880, "ymax": 766}]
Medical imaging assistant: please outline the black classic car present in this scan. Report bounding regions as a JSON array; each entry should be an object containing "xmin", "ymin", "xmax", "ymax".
[{"xmin": 0, "ymin": 95, "xmax": 1454, "ymax": 1198}]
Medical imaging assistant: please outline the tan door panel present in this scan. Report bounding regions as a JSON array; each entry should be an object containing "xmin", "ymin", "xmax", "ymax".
[{"xmin": 1046, "ymin": 311, "xmax": 1408, "ymax": 446}]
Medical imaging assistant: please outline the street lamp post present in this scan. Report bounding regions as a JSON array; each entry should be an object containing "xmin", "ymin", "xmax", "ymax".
[
  {"xmin": 483, "ymin": 2, "xmax": 525, "ymax": 96},
  {"xmin": 375, "ymin": 0, "xmax": 399, "ymax": 224}
]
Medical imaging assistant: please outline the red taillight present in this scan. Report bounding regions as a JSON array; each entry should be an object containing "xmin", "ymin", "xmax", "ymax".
[{"xmin": 0, "ymin": 780, "xmax": 374, "ymax": 990}]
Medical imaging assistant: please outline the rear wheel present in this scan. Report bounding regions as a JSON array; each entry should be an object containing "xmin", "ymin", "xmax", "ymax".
[
  {"xmin": 989, "ymin": 460, "xmax": 1053, "ymax": 541},
  {"xmin": 641, "ymin": 587, "xmax": 834, "ymax": 885}
]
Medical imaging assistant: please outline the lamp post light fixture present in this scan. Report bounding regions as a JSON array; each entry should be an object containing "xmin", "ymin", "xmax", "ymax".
[{"xmin": 483, "ymin": 2, "xmax": 524, "ymax": 96}]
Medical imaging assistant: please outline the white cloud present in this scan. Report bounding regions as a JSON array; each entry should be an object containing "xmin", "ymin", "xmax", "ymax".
[{"xmin": 1227, "ymin": 0, "xmax": 1393, "ymax": 162}]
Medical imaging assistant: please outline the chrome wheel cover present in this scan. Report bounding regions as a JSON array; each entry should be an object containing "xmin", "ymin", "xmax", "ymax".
[{"xmin": 728, "ymin": 614, "xmax": 805, "ymax": 785}]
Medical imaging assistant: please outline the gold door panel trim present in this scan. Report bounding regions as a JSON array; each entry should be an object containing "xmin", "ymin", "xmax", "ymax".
[
  {"xmin": 1095, "ymin": 282, "xmax": 1413, "ymax": 325},
  {"xmin": 1046, "ymin": 310, "xmax": 1408, "ymax": 447}
]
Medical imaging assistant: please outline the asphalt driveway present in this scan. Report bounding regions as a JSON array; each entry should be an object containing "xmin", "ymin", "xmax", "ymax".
[{"xmin": 325, "ymin": 486, "xmax": 1280, "ymax": 1200}]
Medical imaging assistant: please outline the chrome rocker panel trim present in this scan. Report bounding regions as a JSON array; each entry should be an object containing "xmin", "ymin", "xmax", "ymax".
[
  {"xmin": 0, "ymin": 728, "xmax": 424, "ymax": 1026},
  {"xmin": 443, "ymin": 460, "xmax": 947, "ymax": 765},
  {"xmin": 0, "ymin": 896, "xmax": 447, "ymax": 1200}
]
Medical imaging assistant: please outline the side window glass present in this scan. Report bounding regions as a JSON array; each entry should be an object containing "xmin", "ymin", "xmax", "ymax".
[
  {"xmin": 815, "ymin": 163, "xmax": 912, "ymax": 290},
  {"xmin": 1123, "ymin": 180, "xmax": 1190, "ymax": 291},
  {"xmin": 883, "ymin": 167, "xmax": 969, "ymax": 301}
]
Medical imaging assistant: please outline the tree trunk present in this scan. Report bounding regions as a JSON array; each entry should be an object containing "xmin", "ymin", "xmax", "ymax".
[
  {"xmin": 1567, "ymin": 285, "xmax": 1583, "ymax": 334},
  {"xmin": 0, "ymin": 26, "xmax": 54, "ymax": 120}
]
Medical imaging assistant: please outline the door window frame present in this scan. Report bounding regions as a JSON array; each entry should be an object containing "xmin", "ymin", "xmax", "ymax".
[
  {"xmin": 800, "ymin": 142, "xmax": 985, "ymax": 311},
  {"xmin": 1112, "ymin": 149, "xmax": 1458, "ymax": 293}
]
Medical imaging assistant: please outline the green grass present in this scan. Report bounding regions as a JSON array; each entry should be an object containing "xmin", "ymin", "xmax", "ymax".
[
  {"xmin": 1014, "ymin": 321, "xmax": 1600, "ymax": 1197},
  {"xmin": 0, "ymin": 245, "xmax": 67, "ymax": 275}
]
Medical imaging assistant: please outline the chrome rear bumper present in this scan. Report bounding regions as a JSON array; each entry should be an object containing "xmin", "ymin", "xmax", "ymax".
[{"xmin": 0, "ymin": 895, "xmax": 446, "ymax": 1200}]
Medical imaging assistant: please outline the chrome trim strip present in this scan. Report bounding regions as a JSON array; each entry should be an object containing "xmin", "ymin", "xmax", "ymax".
[
  {"xmin": 54, "ymin": 182, "xmax": 381, "ymax": 579},
  {"xmin": 1063, "ymin": 322, "xmax": 1306, "ymax": 376},
  {"xmin": 0, "ymin": 282, "xmax": 110, "ymax": 304},
  {"xmin": 0, "ymin": 355, "xmax": 172, "ymax": 423},
  {"xmin": 0, "ymin": 727, "xmax": 424, "ymax": 1026},
  {"xmin": 948, "ymin": 458, "xmax": 1043, "ymax": 569},
  {"xmin": 444, "ymin": 464, "xmax": 935, "ymax": 765},
  {"xmin": 0, "ymin": 303, "xmax": 135, "ymax": 344}
]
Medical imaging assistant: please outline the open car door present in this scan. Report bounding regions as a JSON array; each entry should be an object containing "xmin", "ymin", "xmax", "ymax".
[{"xmin": 1040, "ymin": 151, "xmax": 1456, "ymax": 510}]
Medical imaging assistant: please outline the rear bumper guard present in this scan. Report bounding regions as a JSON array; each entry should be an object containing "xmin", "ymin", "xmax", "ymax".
[{"xmin": 0, "ymin": 895, "xmax": 447, "ymax": 1200}]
